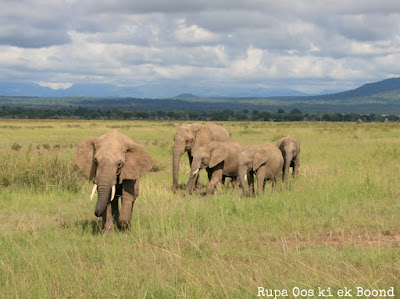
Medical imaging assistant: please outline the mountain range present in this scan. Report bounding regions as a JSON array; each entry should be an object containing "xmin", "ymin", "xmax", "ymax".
[
  {"xmin": 0, "ymin": 81, "xmax": 309, "ymax": 98},
  {"xmin": 1, "ymin": 77, "xmax": 400, "ymax": 113}
]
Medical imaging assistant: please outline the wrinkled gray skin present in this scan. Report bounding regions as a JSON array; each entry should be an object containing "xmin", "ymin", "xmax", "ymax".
[
  {"xmin": 238, "ymin": 143, "xmax": 283, "ymax": 197},
  {"xmin": 75, "ymin": 130, "xmax": 153, "ymax": 233},
  {"xmin": 276, "ymin": 136, "xmax": 301, "ymax": 181},
  {"xmin": 172, "ymin": 123, "xmax": 230, "ymax": 191},
  {"xmin": 187, "ymin": 141, "xmax": 244, "ymax": 195}
]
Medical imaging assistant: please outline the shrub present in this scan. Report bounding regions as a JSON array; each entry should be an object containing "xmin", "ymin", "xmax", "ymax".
[
  {"xmin": 0, "ymin": 153, "xmax": 83, "ymax": 191},
  {"xmin": 11, "ymin": 143, "xmax": 22, "ymax": 151}
]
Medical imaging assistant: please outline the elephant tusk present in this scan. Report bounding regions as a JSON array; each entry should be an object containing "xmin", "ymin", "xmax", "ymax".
[
  {"xmin": 90, "ymin": 184, "xmax": 97, "ymax": 202},
  {"xmin": 244, "ymin": 174, "xmax": 247, "ymax": 182},
  {"xmin": 185, "ymin": 169, "xmax": 191, "ymax": 174},
  {"xmin": 192, "ymin": 168, "xmax": 199, "ymax": 176},
  {"xmin": 110, "ymin": 185, "xmax": 116, "ymax": 201}
]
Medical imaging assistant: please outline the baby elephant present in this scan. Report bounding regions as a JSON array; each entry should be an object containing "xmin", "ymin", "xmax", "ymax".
[
  {"xmin": 238, "ymin": 143, "xmax": 283, "ymax": 197},
  {"xmin": 276, "ymin": 136, "xmax": 301, "ymax": 180},
  {"xmin": 75, "ymin": 129, "xmax": 153, "ymax": 233},
  {"xmin": 187, "ymin": 141, "xmax": 244, "ymax": 195}
]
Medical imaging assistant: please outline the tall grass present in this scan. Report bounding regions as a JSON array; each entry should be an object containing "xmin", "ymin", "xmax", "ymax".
[
  {"xmin": 0, "ymin": 151, "xmax": 82, "ymax": 191},
  {"xmin": 0, "ymin": 120, "xmax": 399, "ymax": 298}
]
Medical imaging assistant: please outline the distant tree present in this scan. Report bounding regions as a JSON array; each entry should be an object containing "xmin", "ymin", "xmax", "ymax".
[
  {"xmin": 188, "ymin": 112, "xmax": 200, "ymax": 120},
  {"xmin": 136, "ymin": 111, "xmax": 149, "ymax": 119},
  {"xmin": 236, "ymin": 113, "xmax": 249, "ymax": 121},
  {"xmin": 123, "ymin": 111, "xmax": 134, "ymax": 119},
  {"xmin": 211, "ymin": 112, "xmax": 229, "ymax": 121},
  {"xmin": 290, "ymin": 108, "xmax": 302, "ymax": 114},
  {"xmin": 157, "ymin": 111, "xmax": 167, "ymax": 118},
  {"xmin": 257, "ymin": 111, "xmax": 272, "ymax": 121},
  {"xmin": 373, "ymin": 114, "xmax": 384, "ymax": 122},
  {"xmin": 387, "ymin": 115, "xmax": 399, "ymax": 121},
  {"xmin": 89, "ymin": 111, "xmax": 101, "ymax": 119},
  {"xmin": 285, "ymin": 113, "xmax": 304, "ymax": 121}
]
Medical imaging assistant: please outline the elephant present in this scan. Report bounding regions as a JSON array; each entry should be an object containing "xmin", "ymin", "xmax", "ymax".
[
  {"xmin": 276, "ymin": 136, "xmax": 301, "ymax": 180},
  {"xmin": 75, "ymin": 129, "xmax": 153, "ymax": 233},
  {"xmin": 172, "ymin": 122, "xmax": 230, "ymax": 191},
  {"xmin": 186, "ymin": 141, "xmax": 244, "ymax": 195},
  {"xmin": 238, "ymin": 143, "xmax": 283, "ymax": 196}
]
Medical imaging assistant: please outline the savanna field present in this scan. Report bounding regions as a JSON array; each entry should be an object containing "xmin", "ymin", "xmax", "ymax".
[{"xmin": 0, "ymin": 120, "xmax": 399, "ymax": 298}]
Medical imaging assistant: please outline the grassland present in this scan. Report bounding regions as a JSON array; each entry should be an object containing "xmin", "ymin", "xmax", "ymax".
[{"xmin": 0, "ymin": 120, "xmax": 399, "ymax": 298}]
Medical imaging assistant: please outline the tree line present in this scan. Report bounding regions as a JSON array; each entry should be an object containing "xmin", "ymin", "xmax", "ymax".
[{"xmin": 1, "ymin": 106, "xmax": 399, "ymax": 122}]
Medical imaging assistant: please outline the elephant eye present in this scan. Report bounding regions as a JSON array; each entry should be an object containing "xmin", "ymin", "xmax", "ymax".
[
  {"xmin": 93, "ymin": 157, "xmax": 98, "ymax": 164},
  {"xmin": 117, "ymin": 161, "xmax": 124, "ymax": 168}
]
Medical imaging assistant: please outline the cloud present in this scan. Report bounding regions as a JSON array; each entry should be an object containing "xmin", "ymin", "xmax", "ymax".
[
  {"xmin": 0, "ymin": 0, "xmax": 400, "ymax": 94},
  {"xmin": 0, "ymin": 0, "xmax": 71, "ymax": 48},
  {"xmin": 175, "ymin": 20, "xmax": 219, "ymax": 44},
  {"xmin": 37, "ymin": 82, "xmax": 73, "ymax": 90}
]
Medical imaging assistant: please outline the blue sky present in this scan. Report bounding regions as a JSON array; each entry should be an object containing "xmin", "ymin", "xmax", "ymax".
[{"xmin": 0, "ymin": 0, "xmax": 399, "ymax": 95}]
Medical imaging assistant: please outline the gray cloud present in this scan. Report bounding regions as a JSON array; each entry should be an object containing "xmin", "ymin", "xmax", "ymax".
[
  {"xmin": 0, "ymin": 0, "xmax": 399, "ymax": 94},
  {"xmin": 0, "ymin": 0, "xmax": 71, "ymax": 48}
]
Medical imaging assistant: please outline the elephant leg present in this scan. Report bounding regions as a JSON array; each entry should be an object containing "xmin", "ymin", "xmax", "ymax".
[
  {"xmin": 195, "ymin": 176, "xmax": 202, "ymax": 189},
  {"xmin": 256, "ymin": 167, "xmax": 266, "ymax": 195},
  {"xmin": 119, "ymin": 179, "xmax": 138, "ymax": 230},
  {"xmin": 102, "ymin": 203, "xmax": 115, "ymax": 233},
  {"xmin": 206, "ymin": 168, "xmax": 223, "ymax": 195},
  {"xmin": 222, "ymin": 175, "xmax": 226, "ymax": 187},
  {"xmin": 292, "ymin": 156, "xmax": 300, "ymax": 178},
  {"xmin": 231, "ymin": 176, "xmax": 240, "ymax": 189},
  {"xmin": 187, "ymin": 151, "xmax": 193, "ymax": 166},
  {"xmin": 248, "ymin": 171, "xmax": 255, "ymax": 195},
  {"xmin": 283, "ymin": 157, "xmax": 291, "ymax": 181},
  {"xmin": 271, "ymin": 177, "xmax": 279, "ymax": 191},
  {"xmin": 207, "ymin": 168, "xmax": 212, "ymax": 182},
  {"xmin": 112, "ymin": 185, "xmax": 122, "ymax": 224}
]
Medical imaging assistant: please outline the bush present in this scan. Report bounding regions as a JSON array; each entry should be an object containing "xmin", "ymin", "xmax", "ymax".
[
  {"xmin": 0, "ymin": 153, "xmax": 83, "ymax": 191},
  {"xmin": 11, "ymin": 143, "xmax": 22, "ymax": 151}
]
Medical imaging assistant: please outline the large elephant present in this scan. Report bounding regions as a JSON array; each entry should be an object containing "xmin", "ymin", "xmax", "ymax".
[
  {"xmin": 75, "ymin": 129, "xmax": 153, "ymax": 232},
  {"xmin": 238, "ymin": 143, "xmax": 283, "ymax": 196},
  {"xmin": 186, "ymin": 141, "xmax": 244, "ymax": 195},
  {"xmin": 172, "ymin": 122, "xmax": 230, "ymax": 191},
  {"xmin": 276, "ymin": 136, "xmax": 301, "ymax": 180}
]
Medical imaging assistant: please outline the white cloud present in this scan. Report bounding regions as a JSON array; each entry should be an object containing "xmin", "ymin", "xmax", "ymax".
[
  {"xmin": 231, "ymin": 47, "xmax": 265, "ymax": 76},
  {"xmin": 37, "ymin": 82, "xmax": 73, "ymax": 90},
  {"xmin": 175, "ymin": 20, "xmax": 219, "ymax": 44},
  {"xmin": 0, "ymin": 0, "xmax": 400, "ymax": 94}
]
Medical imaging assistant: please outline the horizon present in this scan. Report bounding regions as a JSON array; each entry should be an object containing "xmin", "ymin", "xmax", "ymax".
[{"xmin": 0, "ymin": 76, "xmax": 397, "ymax": 98}]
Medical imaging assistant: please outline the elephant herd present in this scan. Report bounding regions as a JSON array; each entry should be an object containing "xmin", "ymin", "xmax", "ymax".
[{"xmin": 75, "ymin": 123, "xmax": 300, "ymax": 233}]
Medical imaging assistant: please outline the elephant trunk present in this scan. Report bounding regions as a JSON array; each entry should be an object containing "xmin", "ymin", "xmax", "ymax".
[
  {"xmin": 239, "ymin": 168, "xmax": 250, "ymax": 197},
  {"xmin": 95, "ymin": 184, "xmax": 114, "ymax": 217},
  {"xmin": 172, "ymin": 146, "xmax": 185, "ymax": 191},
  {"xmin": 186, "ymin": 168, "xmax": 199, "ymax": 194},
  {"xmin": 283, "ymin": 155, "xmax": 292, "ymax": 181}
]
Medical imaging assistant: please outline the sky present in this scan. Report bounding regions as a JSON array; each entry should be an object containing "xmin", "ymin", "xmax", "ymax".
[{"xmin": 0, "ymin": 0, "xmax": 400, "ymax": 96}]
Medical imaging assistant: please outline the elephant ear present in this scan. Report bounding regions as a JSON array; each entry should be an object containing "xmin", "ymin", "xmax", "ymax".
[
  {"xmin": 120, "ymin": 142, "xmax": 153, "ymax": 180},
  {"xmin": 253, "ymin": 148, "xmax": 268, "ymax": 171},
  {"xmin": 275, "ymin": 137, "xmax": 284, "ymax": 149},
  {"xmin": 191, "ymin": 125, "xmax": 212, "ymax": 154},
  {"xmin": 209, "ymin": 145, "xmax": 228, "ymax": 168},
  {"xmin": 75, "ymin": 137, "xmax": 97, "ymax": 180}
]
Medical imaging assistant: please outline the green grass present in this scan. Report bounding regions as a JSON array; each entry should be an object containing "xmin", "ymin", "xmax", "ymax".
[{"xmin": 0, "ymin": 120, "xmax": 399, "ymax": 298}]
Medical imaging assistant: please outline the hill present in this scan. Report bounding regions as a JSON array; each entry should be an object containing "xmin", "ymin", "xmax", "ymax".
[
  {"xmin": 0, "ymin": 77, "xmax": 400, "ymax": 114},
  {"xmin": 0, "ymin": 82, "xmax": 307, "ymax": 98},
  {"xmin": 321, "ymin": 77, "xmax": 400, "ymax": 99}
]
